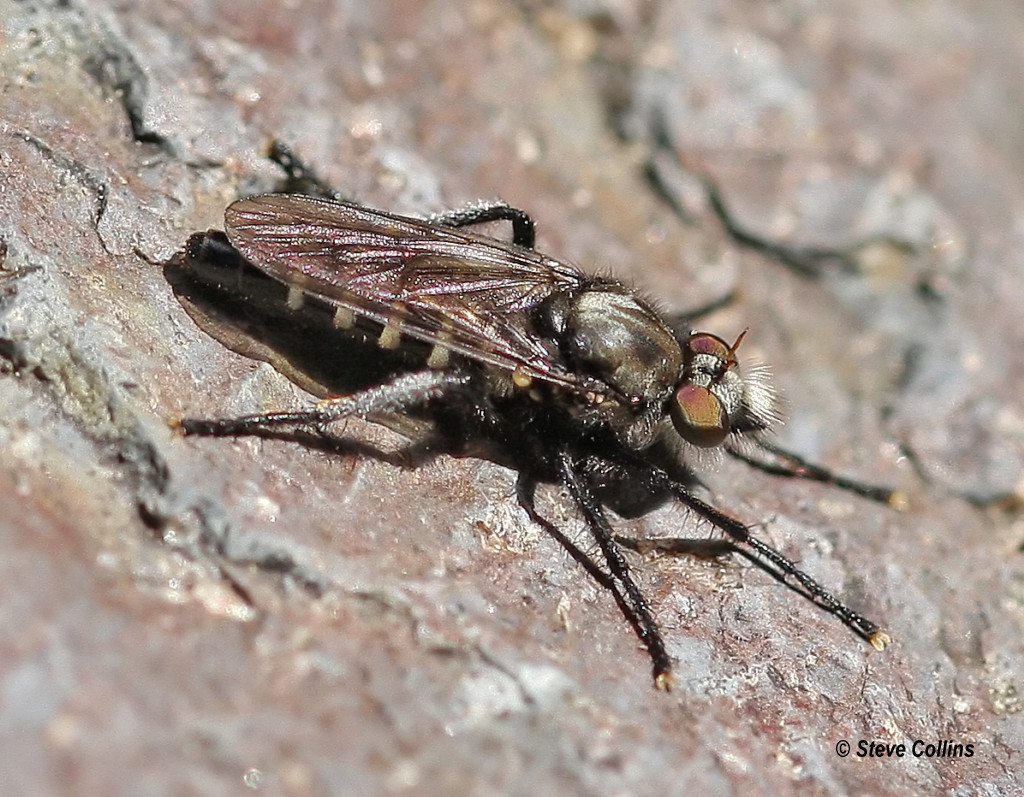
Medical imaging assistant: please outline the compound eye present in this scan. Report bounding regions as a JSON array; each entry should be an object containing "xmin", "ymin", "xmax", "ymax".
[
  {"xmin": 685, "ymin": 333, "xmax": 731, "ymax": 360},
  {"xmin": 684, "ymin": 332, "xmax": 742, "ymax": 376},
  {"xmin": 670, "ymin": 384, "xmax": 729, "ymax": 448}
]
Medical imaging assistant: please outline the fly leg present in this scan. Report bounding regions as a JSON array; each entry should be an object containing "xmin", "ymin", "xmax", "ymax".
[
  {"xmin": 427, "ymin": 204, "xmax": 536, "ymax": 249},
  {"xmin": 176, "ymin": 370, "xmax": 471, "ymax": 437},
  {"xmin": 727, "ymin": 439, "xmax": 906, "ymax": 507},
  {"xmin": 266, "ymin": 140, "xmax": 537, "ymax": 248},
  {"xmin": 550, "ymin": 452, "xmax": 676, "ymax": 691},
  {"xmin": 605, "ymin": 452, "xmax": 890, "ymax": 651},
  {"xmin": 266, "ymin": 140, "xmax": 344, "ymax": 200}
]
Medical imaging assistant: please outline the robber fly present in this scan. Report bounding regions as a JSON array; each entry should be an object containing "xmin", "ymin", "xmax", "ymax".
[{"xmin": 170, "ymin": 161, "xmax": 896, "ymax": 690}]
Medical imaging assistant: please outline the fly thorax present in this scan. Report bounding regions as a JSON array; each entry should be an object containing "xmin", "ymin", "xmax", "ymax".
[{"xmin": 561, "ymin": 286, "xmax": 683, "ymax": 407}]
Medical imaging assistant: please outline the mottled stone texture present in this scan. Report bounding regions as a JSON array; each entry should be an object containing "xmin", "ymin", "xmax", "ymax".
[{"xmin": 1, "ymin": 1, "xmax": 1021, "ymax": 794}]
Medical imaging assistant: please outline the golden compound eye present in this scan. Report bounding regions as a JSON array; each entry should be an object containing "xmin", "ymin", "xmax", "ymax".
[{"xmin": 670, "ymin": 383, "xmax": 729, "ymax": 447}]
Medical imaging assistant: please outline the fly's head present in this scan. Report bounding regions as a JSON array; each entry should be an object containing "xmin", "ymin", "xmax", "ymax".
[
  {"xmin": 555, "ymin": 285, "xmax": 777, "ymax": 452},
  {"xmin": 670, "ymin": 330, "xmax": 778, "ymax": 449}
]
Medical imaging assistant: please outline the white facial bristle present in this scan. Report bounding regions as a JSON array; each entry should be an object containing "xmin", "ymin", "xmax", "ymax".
[{"xmin": 742, "ymin": 362, "xmax": 781, "ymax": 432}]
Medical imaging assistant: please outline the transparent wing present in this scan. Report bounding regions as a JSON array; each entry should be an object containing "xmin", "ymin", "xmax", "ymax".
[{"xmin": 225, "ymin": 194, "xmax": 589, "ymax": 389}]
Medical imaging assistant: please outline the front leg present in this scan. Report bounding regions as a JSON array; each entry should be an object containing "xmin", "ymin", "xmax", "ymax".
[
  {"xmin": 606, "ymin": 449, "xmax": 890, "ymax": 650},
  {"xmin": 727, "ymin": 438, "xmax": 905, "ymax": 507}
]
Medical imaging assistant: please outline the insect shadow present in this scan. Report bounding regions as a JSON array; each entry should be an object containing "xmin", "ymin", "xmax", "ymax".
[{"xmin": 165, "ymin": 144, "xmax": 900, "ymax": 689}]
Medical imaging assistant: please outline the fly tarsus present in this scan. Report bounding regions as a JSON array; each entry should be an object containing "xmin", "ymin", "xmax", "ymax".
[{"xmin": 741, "ymin": 533, "xmax": 884, "ymax": 644}]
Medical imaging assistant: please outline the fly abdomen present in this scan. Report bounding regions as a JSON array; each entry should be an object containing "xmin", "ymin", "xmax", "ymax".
[{"xmin": 179, "ymin": 231, "xmax": 470, "ymax": 376}]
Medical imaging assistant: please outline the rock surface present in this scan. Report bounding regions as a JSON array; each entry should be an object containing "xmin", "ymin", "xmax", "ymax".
[{"xmin": 1, "ymin": 1, "xmax": 1021, "ymax": 794}]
